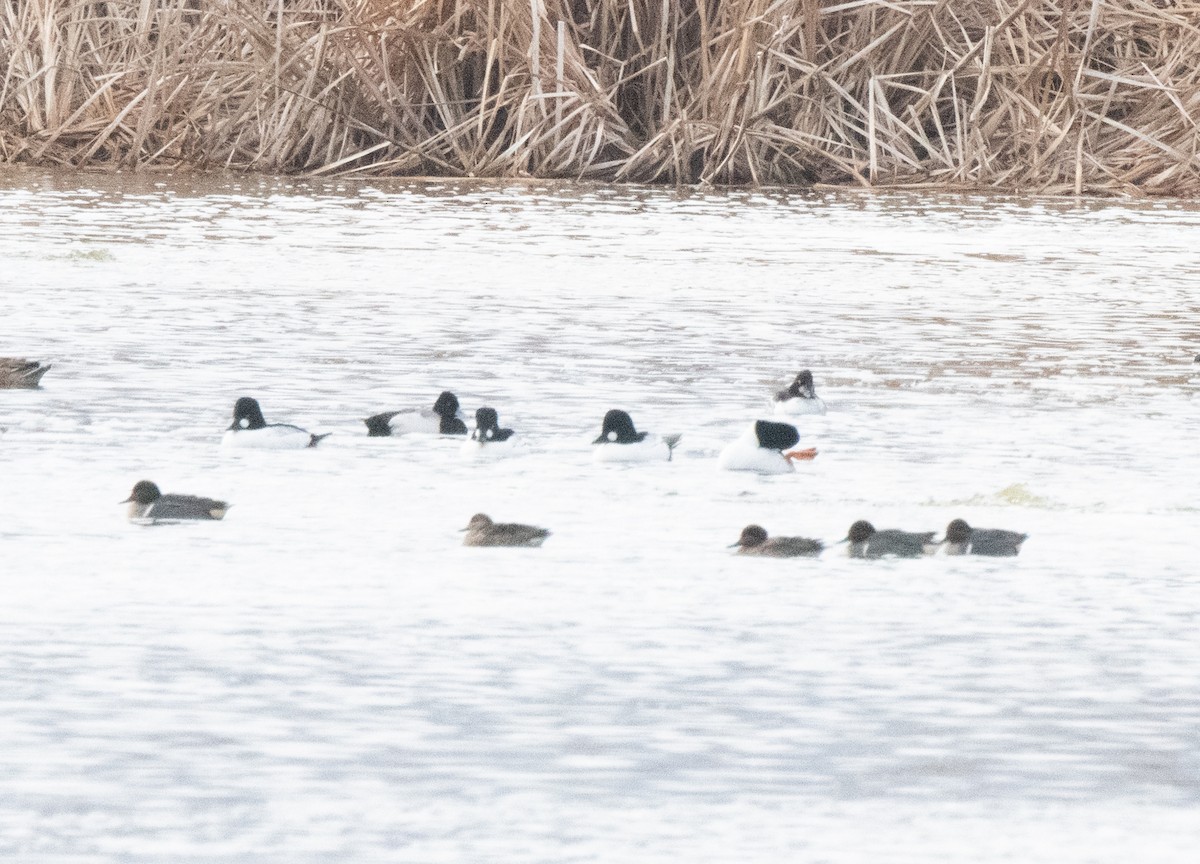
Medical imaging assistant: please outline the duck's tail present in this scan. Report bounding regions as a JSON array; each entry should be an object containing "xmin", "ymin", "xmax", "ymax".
[
  {"xmin": 363, "ymin": 412, "xmax": 397, "ymax": 437},
  {"xmin": 309, "ymin": 432, "xmax": 333, "ymax": 448}
]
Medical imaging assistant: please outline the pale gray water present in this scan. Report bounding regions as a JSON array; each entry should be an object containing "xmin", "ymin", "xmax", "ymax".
[{"xmin": 1, "ymin": 169, "xmax": 1199, "ymax": 862}]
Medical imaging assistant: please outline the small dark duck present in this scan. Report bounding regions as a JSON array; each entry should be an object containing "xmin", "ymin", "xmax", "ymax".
[
  {"xmin": 461, "ymin": 513, "xmax": 550, "ymax": 547},
  {"xmin": 845, "ymin": 520, "xmax": 937, "ymax": 559},
  {"xmin": 0, "ymin": 358, "xmax": 51, "ymax": 388},
  {"xmin": 942, "ymin": 518, "xmax": 1027, "ymax": 557},
  {"xmin": 730, "ymin": 524, "xmax": 823, "ymax": 558},
  {"xmin": 122, "ymin": 480, "xmax": 229, "ymax": 523}
]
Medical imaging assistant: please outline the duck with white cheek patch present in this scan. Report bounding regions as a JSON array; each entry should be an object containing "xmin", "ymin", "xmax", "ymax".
[
  {"xmin": 221, "ymin": 396, "xmax": 330, "ymax": 449},
  {"xmin": 591, "ymin": 409, "xmax": 681, "ymax": 463},
  {"xmin": 461, "ymin": 407, "xmax": 517, "ymax": 460}
]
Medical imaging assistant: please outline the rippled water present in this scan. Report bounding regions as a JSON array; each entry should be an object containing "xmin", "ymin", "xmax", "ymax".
[{"xmin": 2, "ymin": 169, "xmax": 1199, "ymax": 862}]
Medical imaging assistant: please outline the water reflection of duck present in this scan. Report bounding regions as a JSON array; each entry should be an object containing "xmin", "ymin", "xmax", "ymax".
[
  {"xmin": 222, "ymin": 396, "xmax": 330, "ymax": 448},
  {"xmin": 844, "ymin": 520, "xmax": 937, "ymax": 559},
  {"xmin": 592, "ymin": 409, "xmax": 681, "ymax": 462},
  {"xmin": 942, "ymin": 519, "xmax": 1027, "ymax": 556},
  {"xmin": 365, "ymin": 390, "xmax": 468, "ymax": 436},
  {"xmin": 121, "ymin": 480, "xmax": 229, "ymax": 523},
  {"xmin": 0, "ymin": 358, "xmax": 51, "ymax": 388},
  {"xmin": 772, "ymin": 370, "xmax": 826, "ymax": 416},
  {"xmin": 730, "ymin": 525, "xmax": 823, "ymax": 557}
]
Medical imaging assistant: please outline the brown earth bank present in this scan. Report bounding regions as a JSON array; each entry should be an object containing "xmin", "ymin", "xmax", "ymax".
[{"xmin": 3, "ymin": 0, "xmax": 1199, "ymax": 195}]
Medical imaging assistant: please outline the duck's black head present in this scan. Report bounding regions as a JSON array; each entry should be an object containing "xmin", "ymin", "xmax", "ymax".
[
  {"xmin": 945, "ymin": 518, "xmax": 973, "ymax": 544},
  {"xmin": 121, "ymin": 480, "xmax": 162, "ymax": 505},
  {"xmin": 754, "ymin": 420, "xmax": 800, "ymax": 451},
  {"xmin": 734, "ymin": 524, "xmax": 769, "ymax": 549},
  {"xmin": 230, "ymin": 396, "xmax": 267, "ymax": 430},
  {"xmin": 846, "ymin": 520, "xmax": 876, "ymax": 544},
  {"xmin": 792, "ymin": 370, "xmax": 817, "ymax": 398},
  {"xmin": 594, "ymin": 409, "xmax": 646, "ymax": 444},
  {"xmin": 473, "ymin": 406, "xmax": 513, "ymax": 441},
  {"xmin": 433, "ymin": 391, "xmax": 460, "ymax": 417}
]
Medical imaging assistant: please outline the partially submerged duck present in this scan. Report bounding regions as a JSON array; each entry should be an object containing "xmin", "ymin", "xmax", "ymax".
[
  {"xmin": 942, "ymin": 518, "xmax": 1027, "ymax": 557},
  {"xmin": 461, "ymin": 513, "xmax": 550, "ymax": 547},
  {"xmin": 365, "ymin": 391, "xmax": 467, "ymax": 436},
  {"xmin": 845, "ymin": 520, "xmax": 937, "ymax": 559},
  {"xmin": 592, "ymin": 409, "xmax": 681, "ymax": 462},
  {"xmin": 772, "ymin": 370, "xmax": 826, "ymax": 416},
  {"xmin": 718, "ymin": 420, "xmax": 815, "ymax": 474},
  {"xmin": 0, "ymin": 358, "xmax": 51, "ymax": 388},
  {"xmin": 121, "ymin": 480, "xmax": 229, "ymax": 523},
  {"xmin": 730, "ymin": 524, "xmax": 823, "ymax": 558},
  {"xmin": 222, "ymin": 396, "xmax": 330, "ymax": 448}
]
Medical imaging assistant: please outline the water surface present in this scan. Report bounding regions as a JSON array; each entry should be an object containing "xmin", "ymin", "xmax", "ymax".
[{"xmin": 2, "ymin": 170, "xmax": 1199, "ymax": 862}]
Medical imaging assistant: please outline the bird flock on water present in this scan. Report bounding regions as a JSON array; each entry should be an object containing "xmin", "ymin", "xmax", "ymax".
[{"xmin": 5, "ymin": 360, "xmax": 1027, "ymax": 558}]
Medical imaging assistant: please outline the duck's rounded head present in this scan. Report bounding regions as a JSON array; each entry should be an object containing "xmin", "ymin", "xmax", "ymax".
[
  {"xmin": 122, "ymin": 480, "xmax": 162, "ymax": 505},
  {"xmin": 754, "ymin": 420, "xmax": 800, "ymax": 451},
  {"xmin": 475, "ymin": 407, "xmax": 500, "ymax": 436},
  {"xmin": 793, "ymin": 370, "xmax": 816, "ymax": 396},
  {"xmin": 945, "ymin": 518, "xmax": 973, "ymax": 544},
  {"xmin": 464, "ymin": 513, "xmax": 493, "ymax": 531},
  {"xmin": 230, "ymin": 396, "xmax": 267, "ymax": 430},
  {"xmin": 735, "ymin": 524, "xmax": 769, "ymax": 549},
  {"xmin": 846, "ymin": 520, "xmax": 876, "ymax": 543},
  {"xmin": 594, "ymin": 409, "xmax": 646, "ymax": 444},
  {"xmin": 433, "ymin": 391, "xmax": 460, "ymax": 417}
]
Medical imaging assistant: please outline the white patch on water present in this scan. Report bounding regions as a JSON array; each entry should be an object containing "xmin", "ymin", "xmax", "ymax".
[{"xmin": 1, "ymin": 170, "xmax": 1199, "ymax": 861}]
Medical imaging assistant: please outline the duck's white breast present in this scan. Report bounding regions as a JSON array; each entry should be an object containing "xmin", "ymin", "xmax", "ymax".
[
  {"xmin": 460, "ymin": 437, "xmax": 516, "ymax": 461},
  {"xmin": 717, "ymin": 436, "xmax": 794, "ymax": 474},
  {"xmin": 592, "ymin": 438, "xmax": 670, "ymax": 463},
  {"xmin": 772, "ymin": 396, "xmax": 827, "ymax": 417},
  {"xmin": 221, "ymin": 426, "xmax": 313, "ymax": 449},
  {"xmin": 382, "ymin": 409, "xmax": 441, "ymax": 435}
]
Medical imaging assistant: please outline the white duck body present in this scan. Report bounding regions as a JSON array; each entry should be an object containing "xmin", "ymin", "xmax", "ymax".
[
  {"xmin": 718, "ymin": 420, "xmax": 801, "ymax": 474},
  {"xmin": 221, "ymin": 424, "xmax": 317, "ymax": 449},
  {"xmin": 593, "ymin": 435, "xmax": 678, "ymax": 463},
  {"xmin": 773, "ymin": 395, "xmax": 827, "ymax": 417}
]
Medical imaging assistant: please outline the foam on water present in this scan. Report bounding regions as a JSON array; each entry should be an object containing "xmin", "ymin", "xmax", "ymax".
[{"xmin": 1, "ymin": 170, "xmax": 1199, "ymax": 861}]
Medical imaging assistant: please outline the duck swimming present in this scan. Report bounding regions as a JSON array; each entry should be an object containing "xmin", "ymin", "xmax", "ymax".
[
  {"xmin": 221, "ymin": 396, "xmax": 330, "ymax": 448},
  {"xmin": 718, "ymin": 420, "xmax": 814, "ymax": 474},
  {"xmin": 592, "ymin": 409, "xmax": 681, "ymax": 462},
  {"xmin": 772, "ymin": 370, "xmax": 826, "ymax": 416},
  {"xmin": 365, "ymin": 390, "xmax": 468, "ymax": 436},
  {"xmin": 121, "ymin": 480, "xmax": 229, "ymax": 523},
  {"xmin": 730, "ymin": 524, "xmax": 823, "ymax": 557},
  {"xmin": 461, "ymin": 513, "xmax": 550, "ymax": 547},
  {"xmin": 461, "ymin": 407, "xmax": 516, "ymax": 459},
  {"xmin": 844, "ymin": 520, "xmax": 937, "ymax": 559},
  {"xmin": 0, "ymin": 358, "xmax": 51, "ymax": 388},
  {"xmin": 942, "ymin": 519, "xmax": 1027, "ymax": 556}
]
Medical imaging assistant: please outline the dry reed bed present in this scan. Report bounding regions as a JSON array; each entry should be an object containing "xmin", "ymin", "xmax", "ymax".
[{"xmin": 2, "ymin": 0, "xmax": 1200, "ymax": 194}]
